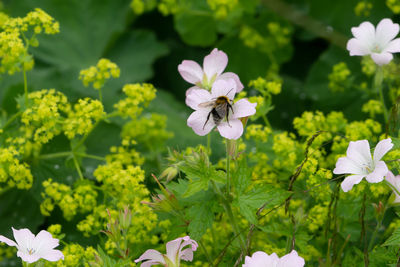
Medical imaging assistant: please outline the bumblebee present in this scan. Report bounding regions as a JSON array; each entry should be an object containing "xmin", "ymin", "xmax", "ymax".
[{"xmin": 198, "ymin": 95, "xmax": 234, "ymax": 129}]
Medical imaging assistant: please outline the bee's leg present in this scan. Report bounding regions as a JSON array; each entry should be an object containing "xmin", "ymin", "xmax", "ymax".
[{"xmin": 203, "ymin": 112, "xmax": 211, "ymax": 130}]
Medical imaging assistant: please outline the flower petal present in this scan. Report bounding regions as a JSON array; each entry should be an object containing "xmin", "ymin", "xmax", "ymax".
[
  {"xmin": 385, "ymin": 171, "xmax": 400, "ymax": 203},
  {"xmin": 375, "ymin": 18, "xmax": 400, "ymax": 47},
  {"xmin": 243, "ymin": 251, "xmax": 277, "ymax": 267},
  {"xmin": 187, "ymin": 109, "xmax": 216, "ymax": 136},
  {"xmin": 217, "ymin": 119, "xmax": 243, "ymax": 140},
  {"xmin": 351, "ymin": 21, "xmax": 375, "ymax": 47},
  {"xmin": 373, "ymin": 138, "xmax": 393, "ymax": 164},
  {"xmin": 180, "ymin": 248, "xmax": 194, "ymax": 262},
  {"xmin": 203, "ymin": 48, "xmax": 228, "ymax": 81},
  {"xmin": 0, "ymin": 235, "xmax": 17, "ymax": 247},
  {"xmin": 217, "ymin": 72, "xmax": 244, "ymax": 92},
  {"xmin": 341, "ymin": 174, "xmax": 365, "ymax": 192},
  {"xmin": 279, "ymin": 250, "xmax": 305, "ymax": 267},
  {"xmin": 232, "ymin": 99, "xmax": 257, "ymax": 119},
  {"xmin": 346, "ymin": 140, "xmax": 372, "ymax": 169},
  {"xmin": 385, "ymin": 38, "xmax": 400, "ymax": 53},
  {"xmin": 166, "ymin": 237, "xmax": 184, "ymax": 264},
  {"xmin": 211, "ymin": 79, "xmax": 236, "ymax": 100},
  {"xmin": 39, "ymin": 249, "xmax": 64, "ymax": 262},
  {"xmin": 135, "ymin": 249, "xmax": 165, "ymax": 265},
  {"xmin": 178, "ymin": 60, "xmax": 204, "ymax": 84},
  {"xmin": 17, "ymin": 251, "xmax": 41, "ymax": 263},
  {"xmin": 185, "ymin": 89, "xmax": 212, "ymax": 110},
  {"xmin": 333, "ymin": 157, "xmax": 364, "ymax": 175},
  {"xmin": 371, "ymin": 52, "xmax": 393, "ymax": 65},
  {"xmin": 185, "ymin": 85, "xmax": 202, "ymax": 96},
  {"xmin": 365, "ymin": 161, "xmax": 388, "ymax": 183},
  {"xmin": 347, "ymin": 38, "xmax": 371, "ymax": 56},
  {"xmin": 33, "ymin": 230, "xmax": 59, "ymax": 252},
  {"xmin": 12, "ymin": 228, "xmax": 34, "ymax": 252}
]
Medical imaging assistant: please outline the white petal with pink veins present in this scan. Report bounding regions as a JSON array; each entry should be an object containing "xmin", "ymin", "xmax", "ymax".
[
  {"xmin": 371, "ymin": 52, "xmax": 393, "ymax": 65},
  {"xmin": 178, "ymin": 60, "xmax": 204, "ymax": 84},
  {"xmin": 203, "ymin": 48, "xmax": 228, "ymax": 81},
  {"xmin": 346, "ymin": 140, "xmax": 372, "ymax": 167},
  {"xmin": 232, "ymin": 99, "xmax": 257, "ymax": 119},
  {"xmin": 365, "ymin": 161, "xmax": 388, "ymax": 183},
  {"xmin": 373, "ymin": 138, "xmax": 393, "ymax": 164},
  {"xmin": 186, "ymin": 89, "xmax": 212, "ymax": 110},
  {"xmin": 347, "ymin": 38, "xmax": 370, "ymax": 55},
  {"xmin": 375, "ymin": 18, "xmax": 400, "ymax": 47},
  {"xmin": 385, "ymin": 38, "xmax": 400, "ymax": 53},
  {"xmin": 217, "ymin": 72, "xmax": 244, "ymax": 92},
  {"xmin": 217, "ymin": 119, "xmax": 243, "ymax": 140},
  {"xmin": 279, "ymin": 250, "xmax": 305, "ymax": 267},
  {"xmin": 341, "ymin": 174, "xmax": 365, "ymax": 192},
  {"xmin": 211, "ymin": 79, "xmax": 236, "ymax": 100},
  {"xmin": 187, "ymin": 109, "xmax": 216, "ymax": 136},
  {"xmin": 134, "ymin": 249, "xmax": 165, "ymax": 264},
  {"xmin": 351, "ymin": 21, "xmax": 375, "ymax": 47}
]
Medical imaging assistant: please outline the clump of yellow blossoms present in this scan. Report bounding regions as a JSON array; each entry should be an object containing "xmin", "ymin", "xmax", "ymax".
[
  {"xmin": 158, "ymin": 0, "xmax": 179, "ymax": 16},
  {"xmin": 207, "ymin": 0, "xmax": 238, "ymax": 19},
  {"xmin": 63, "ymin": 98, "xmax": 104, "ymax": 139},
  {"xmin": 249, "ymin": 77, "xmax": 282, "ymax": 95},
  {"xmin": 362, "ymin": 99, "xmax": 383, "ymax": 118},
  {"xmin": 328, "ymin": 62, "xmax": 351, "ymax": 92},
  {"xmin": 79, "ymin": 58, "xmax": 120, "ymax": 90},
  {"xmin": 387, "ymin": 0, "xmax": 400, "ymax": 14},
  {"xmin": 114, "ymin": 83, "xmax": 156, "ymax": 119},
  {"xmin": 0, "ymin": 146, "xmax": 33, "ymax": 189},
  {"xmin": 354, "ymin": 1, "xmax": 373, "ymax": 16},
  {"xmin": 47, "ymin": 243, "xmax": 97, "ymax": 267}
]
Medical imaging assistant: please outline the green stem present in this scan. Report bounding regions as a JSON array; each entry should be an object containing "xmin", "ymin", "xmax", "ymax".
[
  {"xmin": 72, "ymin": 155, "xmax": 84, "ymax": 179},
  {"xmin": 368, "ymin": 219, "xmax": 382, "ymax": 251},
  {"xmin": 262, "ymin": 114, "xmax": 271, "ymax": 128},
  {"xmin": 384, "ymin": 179, "xmax": 400, "ymax": 197},
  {"xmin": 38, "ymin": 151, "xmax": 72, "ymax": 159},
  {"xmin": 73, "ymin": 120, "xmax": 101, "ymax": 151},
  {"xmin": 207, "ymin": 134, "xmax": 211, "ymax": 155},
  {"xmin": 23, "ymin": 68, "xmax": 28, "ymax": 107},
  {"xmin": 226, "ymin": 139, "xmax": 231, "ymax": 198},
  {"xmin": 2, "ymin": 111, "xmax": 22, "ymax": 129},
  {"xmin": 198, "ymin": 240, "xmax": 214, "ymax": 266},
  {"xmin": 75, "ymin": 153, "xmax": 106, "ymax": 161},
  {"xmin": 374, "ymin": 67, "xmax": 388, "ymax": 122},
  {"xmin": 98, "ymin": 88, "xmax": 103, "ymax": 103}
]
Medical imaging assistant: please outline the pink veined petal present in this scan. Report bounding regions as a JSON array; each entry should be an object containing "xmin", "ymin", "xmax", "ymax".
[
  {"xmin": 185, "ymin": 89, "xmax": 213, "ymax": 110},
  {"xmin": 385, "ymin": 171, "xmax": 400, "ymax": 203},
  {"xmin": 216, "ymin": 72, "xmax": 244, "ymax": 92},
  {"xmin": 243, "ymin": 251, "xmax": 275, "ymax": 267},
  {"xmin": 375, "ymin": 18, "xmax": 400, "ymax": 47},
  {"xmin": 279, "ymin": 250, "xmax": 305, "ymax": 267},
  {"xmin": 351, "ymin": 21, "xmax": 375, "ymax": 47},
  {"xmin": 346, "ymin": 140, "xmax": 372, "ymax": 169},
  {"xmin": 185, "ymin": 85, "xmax": 202, "ymax": 96},
  {"xmin": 385, "ymin": 38, "xmax": 400, "ymax": 53},
  {"xmin": 135, "ymin": 249, "xmax": 165, "ymax": 264},
  {"xmin": 166, "ymin": 237, "xmax": 184, "ymax": 264},
  {"xmin": 211, "ymin": 79, "xmax": 236, "ymax": 100},
  {"xmin": 385, "ymin": 171, "xmax": 396, "ymax": 185},
  {"xmin": 0, "ymin": 235, "xmax": 17, "ymax": 247},
  {"xmin": 187, "ymin": 109, "xmax": 216, "ymax": 136},
  {"xmin": 341, "ymin": 174, "xmax": 365, "ymax": 192},
  {"xmin": 17, "ymin": 251, "xmax": 41, "ymax": 263},
  {"xmin": 217, "ymin": 119, "xmax": 243, "ymax": 140},
  {"xmin": 39, "ymin": 249, "xmax": 64, "ymax": 262},
  {"xmin": 231, "ymin": 99, "xmax": 257, "ymax": 119},
  {"xmin": 347, "ymin": 38, "xmax": 371, "ymax": 56},
  {"xmin": 333, "ymin": 157, "xmax": 365, "ymax": 175},
  {"xmin": 138, "ymin": 260, "xmax": 164, "ymax": 267},
  {"xmin": 365, "ymin": 161, "xmax": 388, "ymax": 183},
  {"xmin": 373, "ymin": 138, "xmax": 393, "ymax": 164},
  {"xmin": 12, "ymin": 228, "xmax": 35, "ymax": 252},
  {"xmin": 33, "ymin": 230, "xmax": 59, "ymax": 252},
  {"xmin": 371, "ymin": 52, "xmax": 393, "ymax": 65},
  {"xmin": 203, "ymin": 48, "xmax": 228, "ymax": 81},
  {"xmin": 180, "ymin": 248, "xmax": 194, "ymax": 262},
  {"xmin": 178, "ymin": 60, "xmax": 204, "ymax": 84}
]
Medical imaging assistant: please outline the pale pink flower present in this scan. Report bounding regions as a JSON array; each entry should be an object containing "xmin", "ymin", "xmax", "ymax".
[
  {"xmin": 385, "ymin": 171, "xmax": 400, "ymax": 203},
  {"xmin": 178, "ymin": 48, "xmax": 243, "ymax": 96},
  {"xmin": 186, "ymin": 78, "xmax": 256, "ymax": 140},
  {"xmin": 347, "ymin": 18, "xmax": 400, "ymax": 65},
  {"xmin": 333, "ymin": 138, "xmax": 393, "ymax": 192},
  {"xmin": 0, "ymin": 227, "xmax": 64, "ymax": 263},
  {"xmin": 243, "ymin": 250, "xmax": 305, "ymax": 267},
  {"xmin": 135, "ymin": 236, "xmax": 198, "ymax": 267}
]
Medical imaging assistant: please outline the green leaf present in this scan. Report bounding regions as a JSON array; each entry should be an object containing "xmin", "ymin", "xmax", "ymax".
[
  {"xmin": 183, "ymin": 178, "xmax": 210, "ymax": 198},
  {"xmin": 392, "ymin": 137, "xmax": 400, "ymax": 150},
  {"xmin": 383, "ymin": 227, "xmax": 400, "ymax": 246},
  {"xmin": 232, "ymin": 157, "xmax": 251, "ymax": 195},
  {"xmin": 187, "ymin": 202, "xmax": 214, "ymax": 240}
]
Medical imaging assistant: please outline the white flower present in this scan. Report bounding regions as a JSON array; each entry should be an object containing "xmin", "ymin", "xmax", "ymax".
[
  {"xmin": 242, "ymin": 250, "xmax": 305, "ymax": 267},
  {"xmin": 186, "ymin": 78, "xmax": 256, "ymax": 140},
  {"xmin": 178, "ymin": 48, "xmax": 243, "ymax": 96},
  {"xmin": 347, "ymin": 18, "xmax": 400, "ymax": 65},
  {"xmin": 333, "ymin": 138, "xmax": 393, "ymax": 192},
  {"xmin": 385, "ymin": 171, "xmax": 400, "ymax": 203},
  {"xmin": 0, "ymin": 227, "xmax": 64, "ymax": 263},
  {"xmin": 135, "ymin": 236, "xmax": 198, "ymax": 267}
]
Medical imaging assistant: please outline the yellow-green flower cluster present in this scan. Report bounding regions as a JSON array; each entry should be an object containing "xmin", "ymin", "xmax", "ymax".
[
  {"xmin": 249, "ymin": 77, "xmax": 282, "ymax": 95},
  {"xmin": 79, "ymin": 58, "xmax": 120, "ymax": 90},
  {"xmin": 47, "ymin": 224, "xmax": 63, "ymax": 239},
  {"xmin": 272, "ymin": 132, "xmax": 301, "ymax": 170},
  {"xmin": 267, "ymin": 22, "xmax": 291, "ymax": 46},
  {"xmin": 306, "ymin": 204, "xmax": 329, "ymax": 232},
  {"xmin": 63, "ymin": 98, "xmax": 104, "ymax": 139},
  {"xmin": 158, "ymin": 0, "xmax": 179, "ymax": 16},
  {"xmin": 130, "ymin": 0, "xmax": 157, "ymax": 15},
  {"xmin": 245, "ymin": 124, "xmax": 272, "ymax": 143},
  {"xmin": 107, "ymin": 139, "xmax": 144, "ymax": 167},
  {"xmin": 387, "ymin": 0, "xmax": 400, "ymax": 14},
  {"xmin": 361, "ymin": 56, "xmax": 376, "ymax": 76},
  {"xmin": 41, "ymin": 179, "xmax": 97, "ymax": 220},
  {"xmin": 0, "ymin": 243, "xmax": 15, "ymax": 263},
  {"xmin": 0, "ymin": 30, "xmax": 31, "ymax": 74},
  {"xmin": 207, "ymin": 0, "xmax": 238, "ymax": 19},
  {"xmin": 114, "ymin": 83, "xmax": 156, "ymax": 119},
  {"xmin": 0, "ymin": 12, "xmax": 9, "ymax": 27},
  {"xmin": 328, "ymin": 62, "xmax": 351, "ymax": 92},
  {"xmin": 122, "ymin": 113, "xmax": 173, "ymax": 150},
  {"xmin": 77, "ymin": 205, "xmax": 112, "ymax": 236},
  {"xmin": 0, "ymin": 146, "xmax": 33, "ymax": 189},
  {"xmin": 354, "ymin": 1, "xmax": 373, "ymax": 16},
  {"xmin": 46, "ymin": 243, "xmax": 97, "ymax": 267},
  {"xmin": 20, "ymin": 89, "xmax": 69, "ymax": 145},
  {"xmin": 239, "ymin": 26, "xmax": 264, "ymax": 49},
  {"xmin": 306, "ymin": 168, "xmax": 333, "ymax": 201},
  {"xmin": 362, "ymin": 99, "xmax": 383, "ymax": 118}
]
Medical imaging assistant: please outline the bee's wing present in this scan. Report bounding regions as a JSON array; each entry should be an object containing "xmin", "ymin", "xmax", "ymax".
[
  {"xmin": 214, "ymin": 102, "xmax": 228, "ymax": 118},
  {"xmin": 197, "ymin": 101, "xmax": 215, "ymax": 108}
]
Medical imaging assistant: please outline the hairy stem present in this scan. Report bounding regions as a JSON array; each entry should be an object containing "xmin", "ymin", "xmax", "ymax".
[{"xmin": 374, "ymin": 67, "xmax": 388, "ymax": 122}]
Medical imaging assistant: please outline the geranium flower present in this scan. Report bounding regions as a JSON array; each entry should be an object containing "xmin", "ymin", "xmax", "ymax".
[
  {"xmin": 178, "ymin": 48, "xmax": 243, "ymax": 95},
  {"xmin": 135, "ymin": 236, "xmax": 198, "ymax": 267},
  {"xmin": 385, "ymin": 171, "xmax": 400, "ymax": 203},
  {"xmin": 0, "ymin": 227, "xmax": 64, "ymax": 263},
  {"xmin": 186, "ymin": 78, "xmax": 256, "ymax": 140},
  {"xmin": 243, "ymin": 250, "xmax": 305, "ymax": 267},
  {"xmin": 347, "ymin": 18, "xmax": 400, "ymax": 65},
  {"xmin": 333, "ymin": 138, "xmax": 393, "ymax": 192}
]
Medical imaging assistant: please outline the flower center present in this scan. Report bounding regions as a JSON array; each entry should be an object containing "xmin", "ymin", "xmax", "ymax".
[
  {"xmin": 371, "ymin": 43, "xmax": 382, "ymax": 53},
  {"xmin": 27, "ymin": 248, "xmax": 35, "ymax": 255}
]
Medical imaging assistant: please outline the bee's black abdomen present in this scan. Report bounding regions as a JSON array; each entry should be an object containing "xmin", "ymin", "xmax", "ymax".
[{"xmin": 211, "ymin": 108, "xmax": 222, "ymax": 125}]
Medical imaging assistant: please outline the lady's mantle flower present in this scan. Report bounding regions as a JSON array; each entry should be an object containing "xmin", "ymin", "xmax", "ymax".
[
  {"xmin": 186, "ymin": 78, "xmax": 256, "ymax": 140},
  {"xmin": 333, "ymin": 138, "xmax": 393, "ymax": 192},
  {"xmin": 0, "ymin": 227, "xmax": 64, "ymax": 263},
  {"xmin": 385, "ymin": 171, "xmax": 400, "ymax": 203},
  {"xmin": 347, "ymin": 18, "xmax": 400, "ymax": 65},
  {"xmin": 243, "ymin": 250, "xmax": 305, "ymax": 267},
  {"xmin": 178, "ymin": 48, "xmax": 243, "ymax": 95},
  {"xmin": 135, "ymin": 236, "xmax": 198, "ymax": 267}
]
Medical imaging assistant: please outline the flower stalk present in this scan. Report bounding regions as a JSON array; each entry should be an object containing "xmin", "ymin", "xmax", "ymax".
[{"xmin": 374, "ymin": 67, "xmax": 388, "ymax": 122}]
